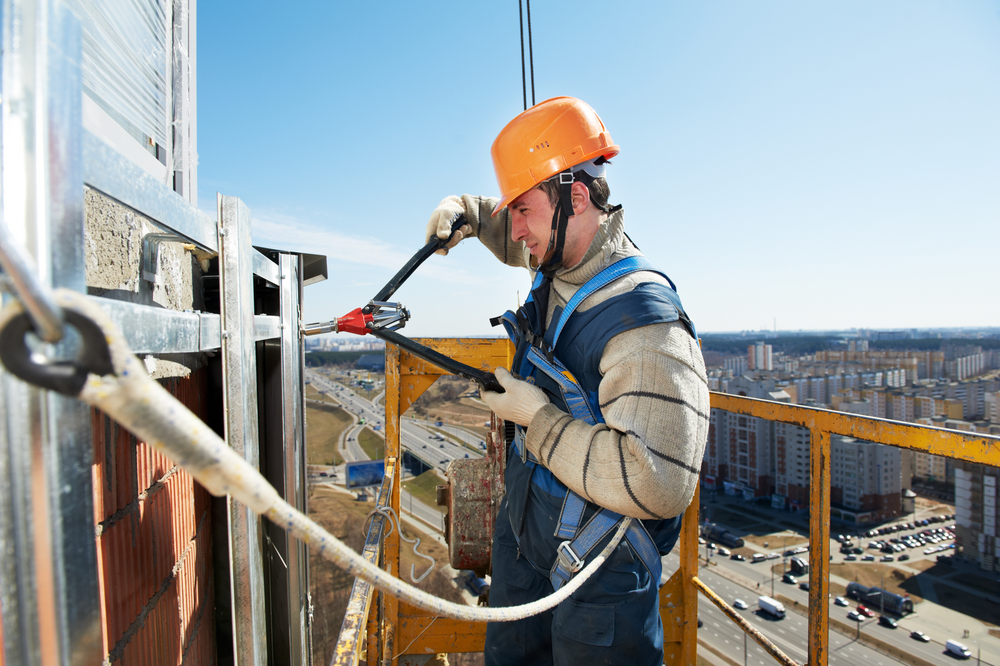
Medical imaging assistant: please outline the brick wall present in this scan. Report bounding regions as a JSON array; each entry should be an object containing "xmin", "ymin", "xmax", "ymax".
[{"xmin": 91, "ymin": 369, "xmax": 215, "ymax": 665}]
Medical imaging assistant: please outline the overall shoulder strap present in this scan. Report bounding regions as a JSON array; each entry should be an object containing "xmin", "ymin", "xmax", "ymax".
[{"xmin": 548, "ymin": 256, "xmax": 673, "ymax": 347}]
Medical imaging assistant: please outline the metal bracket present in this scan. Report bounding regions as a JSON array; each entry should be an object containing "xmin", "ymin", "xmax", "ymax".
[{"xmin": 141, "ymin": 232, "xmax": 189, "ymax": 285}]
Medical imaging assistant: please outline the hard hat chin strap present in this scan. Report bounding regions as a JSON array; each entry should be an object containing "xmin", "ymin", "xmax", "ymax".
[{"xmin": 539, "ymin": 171, "xmax": 575, "ymax": 275}]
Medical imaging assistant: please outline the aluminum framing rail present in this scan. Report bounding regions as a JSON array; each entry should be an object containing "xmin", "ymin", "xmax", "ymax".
[
  {"xmin": 0, "ymin": 2, "xmax": 104, "ymax": 664},
  {"xmin": 701, "ymin": 392, "xmax": 1000, "ymax": 666}
]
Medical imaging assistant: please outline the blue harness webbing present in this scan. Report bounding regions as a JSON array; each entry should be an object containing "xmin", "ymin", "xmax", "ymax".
[{"xmin": 505, "ymin": 255, "xmax": 671, "ymax": 591}]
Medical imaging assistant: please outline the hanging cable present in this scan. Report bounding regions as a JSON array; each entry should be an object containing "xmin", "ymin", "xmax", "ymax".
[
  {"xmin": 527, "ymin": 0, "xmax": 536, "ymax": 106},
  {"xmin": 519, "ymin": 0, "xmax": 527, "ymax": 110}
]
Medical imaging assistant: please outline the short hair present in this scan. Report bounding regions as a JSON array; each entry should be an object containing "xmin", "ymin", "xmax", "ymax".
[{"xmin": 536, "ymin": 176, "xmax": 610, "ymax": 212}]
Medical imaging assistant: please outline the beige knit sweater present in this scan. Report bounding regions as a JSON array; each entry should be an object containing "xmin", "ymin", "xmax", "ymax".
[{"xmin": 458, "ymin": 195, "xmax": 710, "ymax": 521}]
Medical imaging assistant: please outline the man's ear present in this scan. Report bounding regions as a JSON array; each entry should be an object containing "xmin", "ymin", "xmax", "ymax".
[{"xmin": 570, "ymin": 181, "xmax": 590, "ymax": 216}]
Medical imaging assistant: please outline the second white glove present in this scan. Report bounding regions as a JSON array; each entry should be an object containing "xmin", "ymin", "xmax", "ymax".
[
  {"xmin": 425, "ymin": 195, "xmax": 472, "ymax": 256},
  {"xmin": 481, "ymin": 367, "xmax": 550, "ymax": 428}
]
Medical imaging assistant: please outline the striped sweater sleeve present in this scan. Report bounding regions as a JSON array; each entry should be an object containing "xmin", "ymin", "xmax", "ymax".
[{"xmin": 524, "ymin": 321, "xmax": 710, "ymax": 520}]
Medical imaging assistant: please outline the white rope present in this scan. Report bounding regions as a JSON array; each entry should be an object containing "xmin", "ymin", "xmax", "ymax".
[{"xmin": 1, "ymin": 289, "xmax": 629, "ymax": 622}]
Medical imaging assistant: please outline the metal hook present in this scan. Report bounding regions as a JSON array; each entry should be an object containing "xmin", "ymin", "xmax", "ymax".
[{"xmin": 0, "ymin": 305, "xmax": 115, "ymax": 395}]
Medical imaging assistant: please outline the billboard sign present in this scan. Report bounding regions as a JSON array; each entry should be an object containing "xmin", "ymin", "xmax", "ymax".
[
  {"xmin": 771, "ymin": 494, "xmax": 786, "ymax": 510},
  {"xmin": 345, "ymin": 459, "xmax": 385, "ymax": 489}
]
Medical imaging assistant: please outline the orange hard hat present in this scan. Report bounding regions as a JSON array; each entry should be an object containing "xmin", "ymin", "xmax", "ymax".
[{"xmin": 490, "ymin": 96, "xmax": 619, "ymax": 216}]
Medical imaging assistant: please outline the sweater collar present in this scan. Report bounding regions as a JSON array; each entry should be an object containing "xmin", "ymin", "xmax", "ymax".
[{"xmin": 554, "ymin": 207, "xmax": 627, "ymax": 286}]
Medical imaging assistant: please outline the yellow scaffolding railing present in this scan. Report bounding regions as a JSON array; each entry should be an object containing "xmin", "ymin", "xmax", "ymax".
[{"xmin": 332, "ymin": 338, "xmax": 1000, "ymax": 666}]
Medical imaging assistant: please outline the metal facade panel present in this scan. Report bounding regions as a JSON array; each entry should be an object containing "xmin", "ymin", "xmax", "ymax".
[
  {"xmin": 218, "ymin": 195, "xmax": 268, "ymax": 666},
  {"xmin": 91, "ymin": 371, "xmax": 214, "ymax": 665},
  {"xmin": 279, "ymin": 254, "xmax": 309, "ymax": 664},
  {"xmin": 0, "ymin": 2, "xmax": 103, "ymax": 664},
  {"xmin": 83, "ymin": 130, "xmax": 218, "ymax": 252}
]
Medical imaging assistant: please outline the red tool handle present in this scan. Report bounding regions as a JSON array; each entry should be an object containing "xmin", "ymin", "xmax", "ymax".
[{"xmin": 335, "ymin": 308, "xmax": 373, "ymax": 336}]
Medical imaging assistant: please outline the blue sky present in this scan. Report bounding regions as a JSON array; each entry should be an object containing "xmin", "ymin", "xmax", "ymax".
[{"xmin": 197, "ymin": 2, "xmax": 1000, "ymax": 337}]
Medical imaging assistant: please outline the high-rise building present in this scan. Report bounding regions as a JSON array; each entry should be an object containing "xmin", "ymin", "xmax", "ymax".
[
  {"xmin": 912, "ymin": 451, "xmax": 948, "ymax": 482},
  {"xmin": 830, "ymin": 435, "xmax": 901, "ymax": 522},
  {"xmin": 774, "ymin": 422, "xmax": 810, "ymax": 511},
  {"xmin": 748, "ymin": 342, "xmax": 773, "ymax": 372},
  {"xmin": 724, "ymin": 356, "xmax": 748, "ymax": 376},
  {"xmin": 986, "ymin": 392, "xmax": 1000, "ymax": 424},
  {"xmin": 954, "ymin": 463, "xmax": 1000, "ymax": 572}
]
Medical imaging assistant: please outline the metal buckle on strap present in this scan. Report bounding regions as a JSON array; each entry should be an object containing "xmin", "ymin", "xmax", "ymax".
[
  {"xmin": 514, "ymin": 427, "xmax": 528, "ymax": 463},
  {"xmin": 556, "ymin": 540, "xmax": 584, "ymax": 574},
  {"xmin": 558, "ymin": 171, "xmax": 574, "ymax": 185}
]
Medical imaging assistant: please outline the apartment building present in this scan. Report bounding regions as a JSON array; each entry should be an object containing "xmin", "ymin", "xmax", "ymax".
[
  {"xmin": 707, "ymin": 377, "xmax": 903, "ymax": 524},
  {"xmin": 986, "ymin": 391, "xmax": 1000, "ymax": 424},
  {"xmin": 748, "ymin": 342, "xmax": 773, "ymax": 371},
  {"xmin": 774, "ymin": 422, "xmax": 810, "ymax": 510},
  {"xmin": 954, "ymin": 463, "xmax": 1000, "ymax": 572},
  {"xmin": 830, "ymin": 435, "xmax": 902, "ymax": 523}
]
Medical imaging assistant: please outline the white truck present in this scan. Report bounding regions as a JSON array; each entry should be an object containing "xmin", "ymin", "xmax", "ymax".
[
  {"xmin": 945, "ymin": 640, "xmax": 972, "ymax": 659},
  {"xmin": 758, "ymin": 596, "xmax": 786, "ymax": 619}
]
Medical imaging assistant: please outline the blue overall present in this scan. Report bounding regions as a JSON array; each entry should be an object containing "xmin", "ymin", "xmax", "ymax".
[{"xmin": 484, "ymin": 256, "xmax": 697, "ymax": 666}]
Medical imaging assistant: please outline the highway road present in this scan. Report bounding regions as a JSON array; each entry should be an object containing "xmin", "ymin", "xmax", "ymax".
[
  {"xmin": 306, "ymin": 368, "xmax": 484, "ymax": 474},
  {"xmin": 684, "ymin": 542, "xmax": 991, "ymax": 665}
]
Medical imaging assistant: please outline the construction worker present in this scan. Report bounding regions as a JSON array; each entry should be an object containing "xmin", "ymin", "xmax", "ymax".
[{"xmin": 425, "ymin": 96, "xmax": 709, "ymax": 665}]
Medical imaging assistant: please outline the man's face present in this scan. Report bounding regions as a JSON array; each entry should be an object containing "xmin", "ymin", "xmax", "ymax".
[{"xmin": 507, "ymin": 187, "xmax": 555, "ymax": 262}]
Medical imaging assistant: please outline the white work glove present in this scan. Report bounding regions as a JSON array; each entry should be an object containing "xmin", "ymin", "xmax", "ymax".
[
  {"xmin": 481, "ymin": 367, "xmax": 550, "ymax": 428},
  {"xmin": 425, "ymin": 195, "xmax": 472, "ymax": 255}
]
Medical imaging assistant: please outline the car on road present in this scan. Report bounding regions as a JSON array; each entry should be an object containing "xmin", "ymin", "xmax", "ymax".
[
  {"xmin": 878, "ymin": 616, "xmax": 898, "ymax": 628},
  {"xmin": 799, "ymin": 581, "xmax": 810, "ymax": 591},
  {"xmin": 698, "ymin": 537, "xmax": 706, "ymax": 545},
  {"xmin": 730, "ymin": 553, "xmax": 746, "ymax": 561},
  {"xmin": 766, "ymin": 552, "xmax": 780, "ymax": 560},
  {"xmin": 782, "ymin": 573, "xmax": 797, "ymax": 584},
  {"xmin": 857, "ymin": 605, "xmax": 874, "ymax": 618},
  {"xmin": 717, "ymin": 547, "xmax": 731, "ymax": 557},
  {"xmin": 898, "ymin": 554, "xmax": 910, "ymax": 561},
  {"xmin": 910, "ymin": 630, "xmax": 930, "ymax": 642},
  {"xmin": 880, "ymin": 555, "xmax": 894, "ymax": 562},
  {"xmin": 844, "ymin": 555, "xmax": 857, "ymax": 561},
  {"xmin": 847, "ymin": 611, "xmax": 863, "ymax": 622},
  {"xmin": 862, "ymin": 554, "xmax": 875, "ymax": 561},
  {"xmin": 834, "ymin": 597, "xmax": 849, "ymax": 606},
  {"xmin": 733, "ymin": 599, "xmax": 748, "ymax": 610}
]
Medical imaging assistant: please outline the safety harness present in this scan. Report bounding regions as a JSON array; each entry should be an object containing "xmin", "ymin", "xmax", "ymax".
[{"xmin": 494, "ymin": 254, "xmax": 696, "ymax": 591}]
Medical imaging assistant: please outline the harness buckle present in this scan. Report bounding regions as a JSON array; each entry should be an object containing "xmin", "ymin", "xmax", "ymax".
[{"xmin": 556, "ymin": 540, "xmax": 584, "ymax": 574}]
